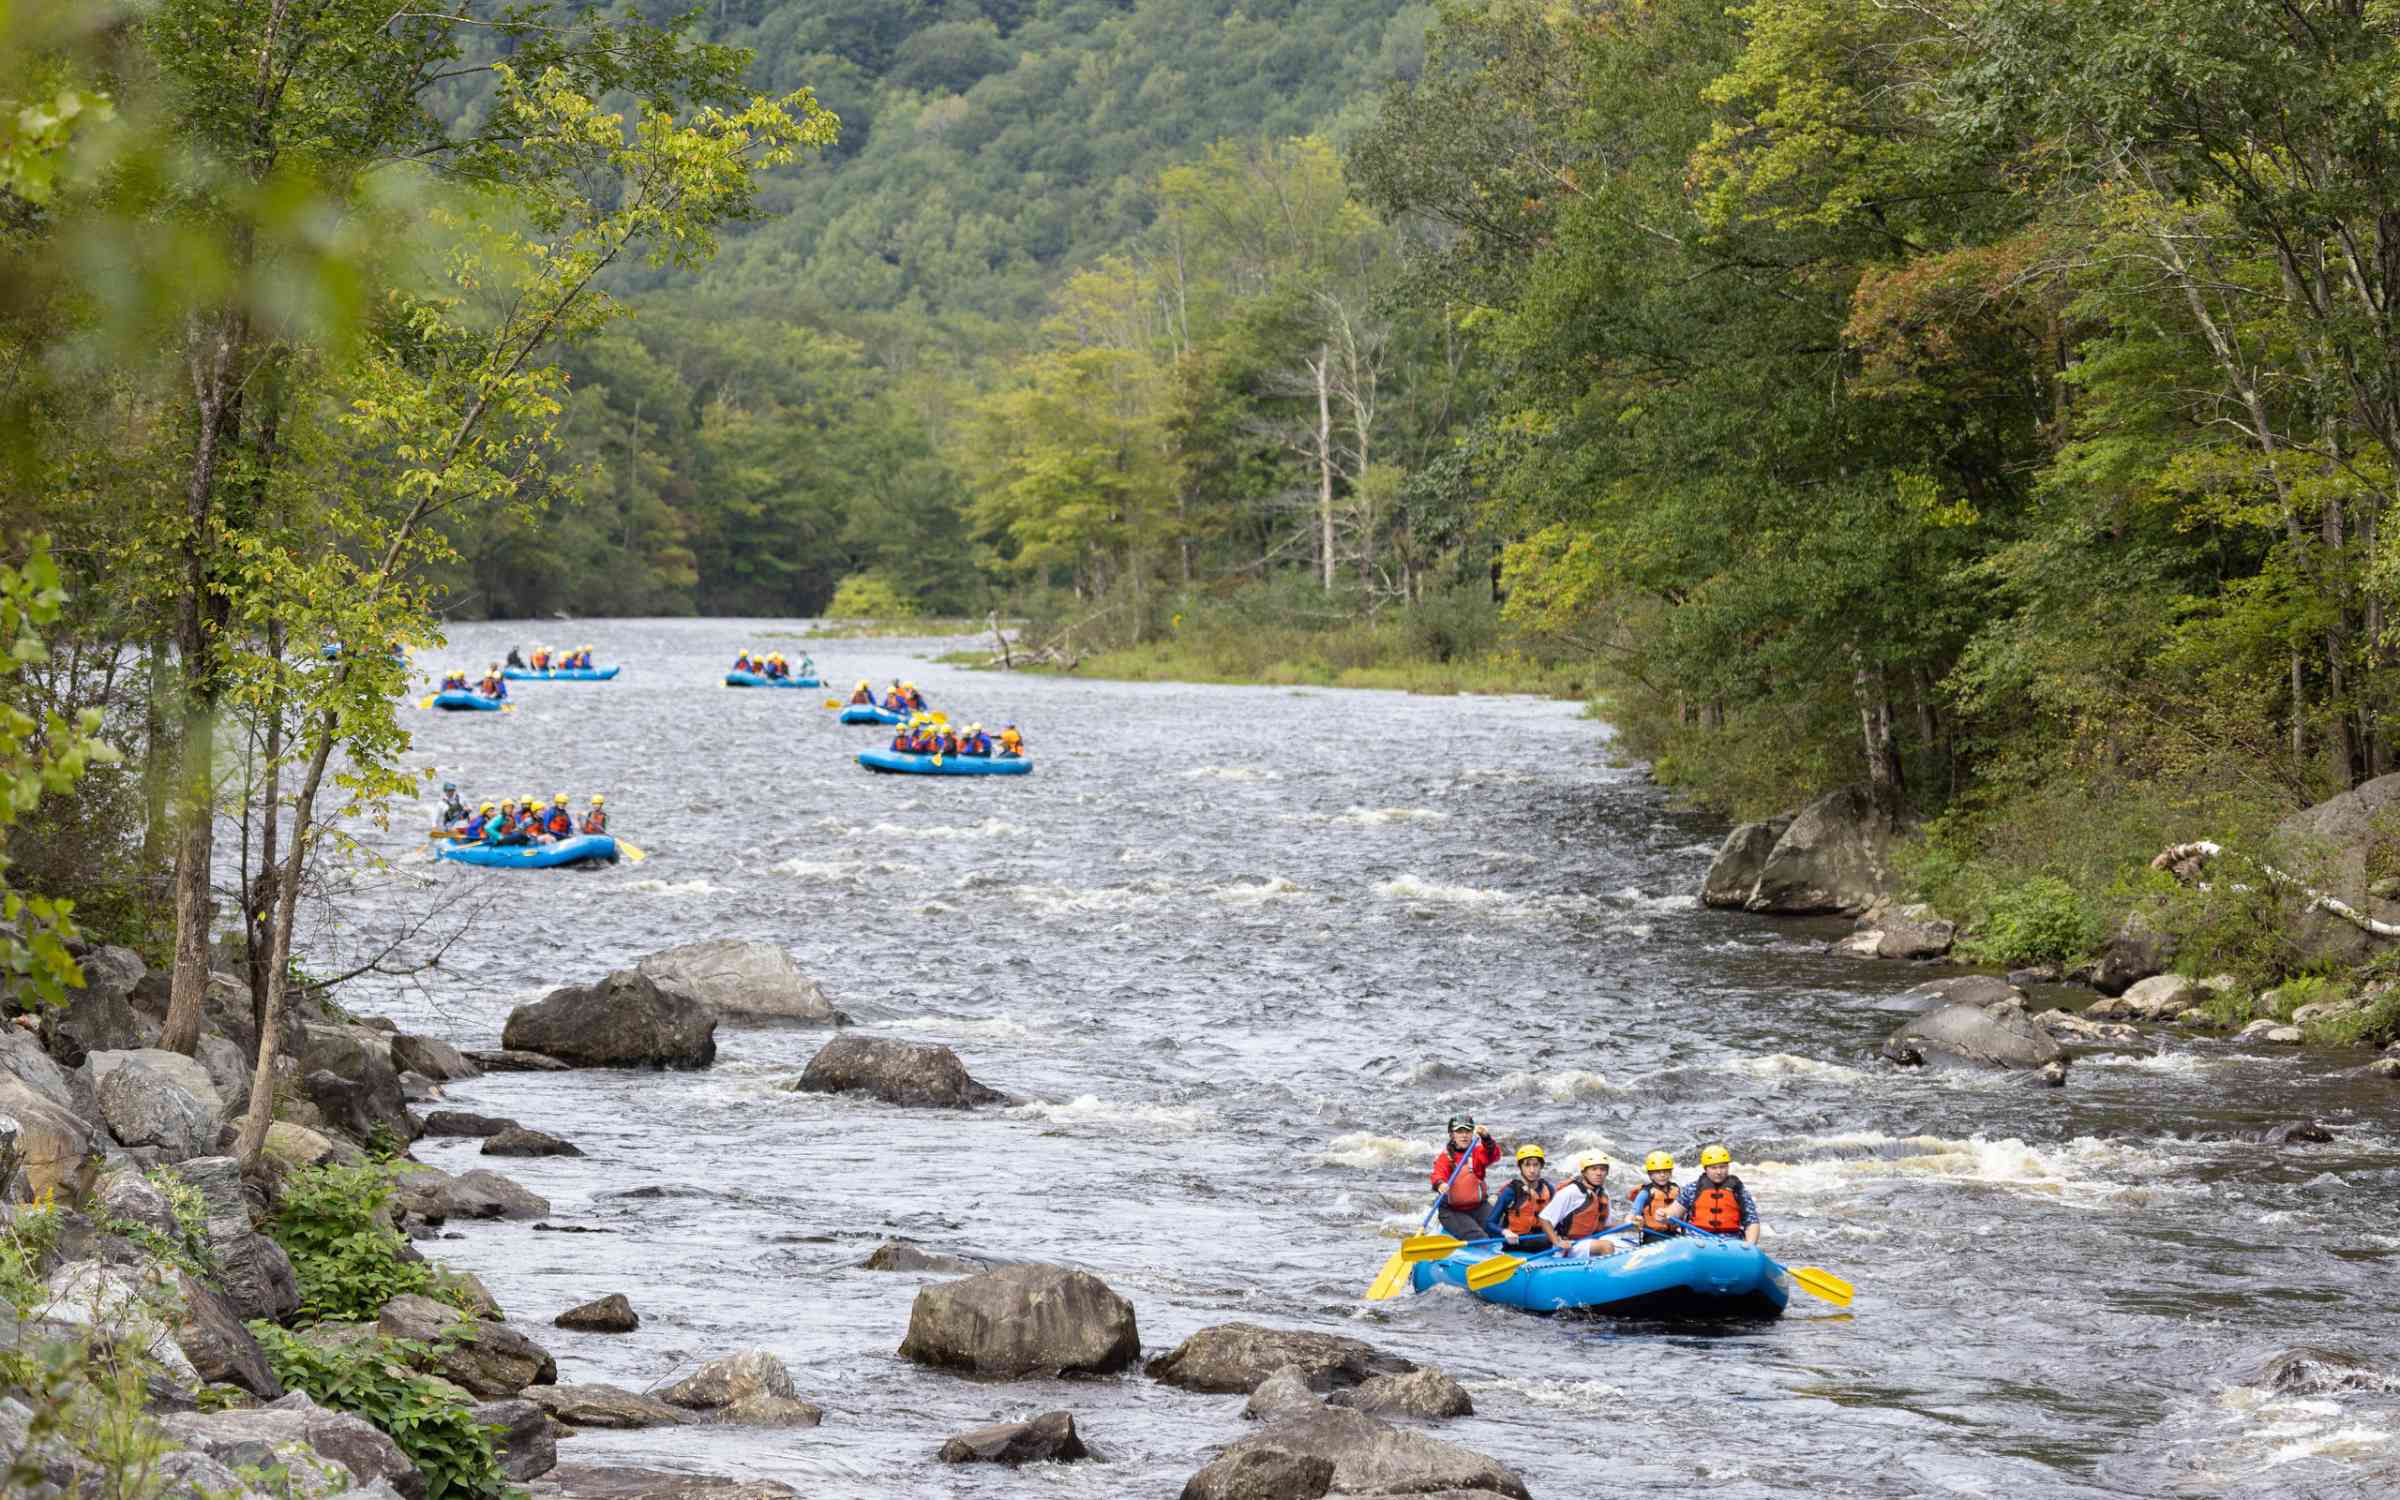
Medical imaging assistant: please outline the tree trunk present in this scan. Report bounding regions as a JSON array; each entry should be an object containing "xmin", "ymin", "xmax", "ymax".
[
  {"xmin": 1852, "ymin": 647, "xmax": 1904, "ymax": 817},
  {"xmin": 1314, "ymin": 345, "xmax": 1334, "ymax": 590}
]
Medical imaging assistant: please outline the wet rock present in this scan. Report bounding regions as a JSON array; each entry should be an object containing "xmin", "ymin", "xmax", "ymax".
[
  {"xmin": 1699, "ymin": 816, "xmax": 1792, "ymax": 909},
  {"xmin": 377, "ymin": 1293, "xmax": 556, "ymax": 1396},
  {"xmin": 0, "ymin": 1075, "xmax": 103, "ymax": 1198},
  {"xmin": 462, "ymin": 1049, "xmax": 572, "ymax": 1073},
  {"xmin": 263, "ymin": 1120, "xmax": 359, "ymax": 1171},
  {"xmin": 440, "ymin": 1272, "xmax": 503, "ymax": 1320},
  {"xmin": 174, "ymin": 1271, "xmax": 283, "ymax": 1398},
  {"xmin": 659, "ymin": 1350, "xmax": 808, "ymax": 1414},
  {"xmin": 503, "ymin": 971, "xmax": 717, "ymax": 1070},
  {"xmin": 527, "ymin": 1463, "xmax": 793, "ymax": 1500},
  {"xmin": 524, "ymin": 1384, "xmax": 689, "ymax": 1430},
  {"xmin": 2175, "ymin": 1007, "xmax": 2219, "ymax": 1028},
  {"xmin": 471, "ymin": 1398, "xmax": 556, "ymax": 1482},
  {"xmin": 0, "ymin": 1023, "xmax": 79, "ymax": 1109},
  {"xmin": 39, "ymin": 945, "xmax": 150, "ymax": 1066},
  {"xmin": 1195, "ymin": 1408, "xmax": 1528, "ymax": 1500},
  {"xmin": 789, "ymin": 1035, "xmax": 1005, "ymax": 1109},
  {"xmin": 858, "ymin": 1240, "xmax": 1009, "ymax": 1275},
  {"xmin": 299, "ymin": 1025, "xmax": 412, "ymax": 1146},
  {"xmin": 393, "ymin": 1167, "xmax": 551, "ymax": 1222},
  {"xmin": 419, "ymin": 1110, "xmax": 518, "ymax": 1138},
  {"xmin": 1872, "ymin": 904, "xmax": 1955, "ymax": 960},
  {"xmin": 482, "ymin": 1126, "xmax": 583, "ymax": 1158},
  {"xmin": 2250, "ymin": 1120, "xmax": 2334, "ymax": 1145},
  {"xmin": 1881, "ymin": 1001, "xmax": 2065, "ymax": 1071},
  {"xmin": 2007, "ymin": 964, "xmax": 2062, "ymax": 986},
  {"xmin": 2238, "ymin": 1019, "xmax": 2304, "ymax": 1045},
  {"xmin": 1326, "ymin": 1368, "xmax": 1473, "ymax": 1420},
  {"xmin": 898, "ymin": 1263, "xmax": 1139, "ymax": 1378},
  {"xmin": 2089, "ymin": 974, "xmax": 2201, "ymax": 1023},
  {"xmin": 554, "ymin": 1294, "xmax": 638, "ymax": 1332},
  {"xmin": 1146, "ymin": 1323, "xmax": 1414, "ymax": 1395},
  {"xmin": 167, "ymin": 1157, "xmax": 301, "ymax": 1322},
  {"xmin": 2073, "ymin": 912, "xmax": 2173, "ymax": 996},
  {"xmin": 1901, "ymin": 976, "xmax": 2025, "ymax": 1011},
  {"xmin": 389, "ymin": 1034, "xmax": 479, "ymax": 1082},
  {"xmin": 1244, "ymin": 1364, "xmax": 1329, "ymax": 1421},
  {"xmin": 398, "ymin": 1071, "xmax": 443, "ymax": 1103},
  {"xmin": 2034, "ymin": 1010, "xmax": 2142, "ymax": 1044},
  {"xmin": 1181, "ymin": 1446, "xmax": 1335, "ymax": 1500},
  {"xmin": 160, "ymin": 1390, "xmax": 423, "ymax": 1500},
  {"xmin": 2370, "ymin": 1057, "xmax": 2400, "ymax": 1079},
  {"xmin": 2034, "ymin": 1059, "xmax": 2069, "ymax": 1088},
  {"xmin": 635, "ymin": 939, "xmax": 850, "ymax": 1025},
  {"xmin": 2258, "ymin": 1346, "xmax": 2400, "ymax": 1396},
  {"xmin": 936, "ymin": 1410, "xmax": 1090, "ymax": 1465},
  {"xmin": 1744, "ymin": 785, "xmax": 1893, "ymax": 916}
]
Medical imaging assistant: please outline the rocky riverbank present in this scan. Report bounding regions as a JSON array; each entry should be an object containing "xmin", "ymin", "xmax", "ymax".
[{"xmin": 4, "ymin": 936, "xmax": 1551, "ymax": 1500}]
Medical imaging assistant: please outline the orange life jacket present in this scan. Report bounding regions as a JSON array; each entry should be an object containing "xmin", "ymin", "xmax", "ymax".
[
  {"xmin": 1560, "ymin": 1182, "xmax": 1611, "ymax": 1240},
  {"xmin": 1442, "ymin": 1162, "xmax": 1485, "ymax": 1211},
  {"xmin": 544, "ymin": 808, "xmax": 574, "ymax": 838},
  {"xmin": 1687, "ymin": 1176, "xmax": 1748, "ymax": 1234},
  {"xmin": 1631, "ymin": 1182, "xmax": 1678, "ymax": 1233},
  {"xmin": 1500, "ymin": 1178, "xmax": 1553, "ymax": 1235},
  {"xmin": 581, "ymin": 810, "xmax": 607, "ymax": 835}
]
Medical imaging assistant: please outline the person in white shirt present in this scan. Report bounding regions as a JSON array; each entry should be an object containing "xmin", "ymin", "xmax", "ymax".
[{"xmin": 1538, "ymin": 1155, "xmax": 1628, "ymax": 1258}]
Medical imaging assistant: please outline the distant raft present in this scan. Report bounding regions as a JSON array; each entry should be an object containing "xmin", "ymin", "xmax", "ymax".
[
  {"xmin": 430, "ymin": 691, "xmax": 506, "ymax": 712},
  {"xmin": 435, "ymin": 834, "xmax": 618, "ymax": 869},
  {"xmin": 840, "ymin": 703, "xmax": 906, "ymax": 725},
  {"xmin": 503, "ymin": 666, "xmax": 620, "ymax": 681},
  {"xmin": 857, "ymin": 749, "xmax": 1031, "ymax": 776},
  {"xmin": 1410, "ymin": 1235, "xmax": 1787, "ymax": 1320},
  {"xmin": 725, "ymin": 671, "xmax": 824, "ymax": 689}
]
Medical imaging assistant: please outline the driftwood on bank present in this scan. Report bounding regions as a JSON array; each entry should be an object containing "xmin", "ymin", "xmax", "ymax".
[{"xmin": 2151, "ymin": 840, "xmax": 2400, "ymax": 939}]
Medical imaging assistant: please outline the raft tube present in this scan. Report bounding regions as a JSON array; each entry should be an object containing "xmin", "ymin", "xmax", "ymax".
[
  {"xmin": 503, "ymin": 666, "xmax": 620, "ymax": 681},
  {"xmin": 1410, "ymin": 1235, "xmax": 1787, "ymax": 1320},
  {"xmin": 724, "ymin": 671, "xmax": 824, "ymax": 689},
  {"xmin": 840, "ymin": 703, "xmax": 906, "ymax": 725},
  {"xmin": 435, "ymin": 834, "xmax": 618, "ymax": 869},
  {"xmin": 857, "ymin": 749, "xmax": 1031, "ymax": 776},
  {"xmin": 431, "ymin": 691, "xmax": 505, "ymax": 712}
]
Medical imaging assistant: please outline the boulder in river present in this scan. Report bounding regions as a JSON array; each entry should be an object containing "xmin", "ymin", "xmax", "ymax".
[
  {"xmin": 1889, "ymin": 975, "xmax": 2024, "ymax": 1013},
  {"xmin": 1849, "ymin": 902, "xmax": 1955, "ymax": 960},
  {"xmin": 554, "ymin": 1294, "xmax": 639, "ymax": 1332},
  {"xmin": 390, "ymin": 1033, "xmax": 480, "ymax": 1082},
  {"xmin": 1188, "ymin": 1407, "xmax": 1529, "ymax": 1500},
  {"xmin": 2086, "ymin": 974, "xmax": 2202, "ymax": 1023},
  {"xmin": 462, "ymin": 1049, "xmax": 572, "ymax": 1073},
  {"xmin": 1700, "ymin": 816, "xmax": 1792, "ymax": 909},
  {"xmin": 2257, "ymin": 1346, "xmax": 2400, "ymax": 1396},
  {"xmin": 1146, "ymin": 1323, "xmax": 1415, "ymax": 1395},
  {"xmin": 419, "ymin": 1109, "xmax": 517, "ymax": 1138},
  {"xmin": 635, "ymin": 939, "xmax": 850, "ymax": 1025},
  {"xmin": 1326, "ymin": 1368, "xmax": 1473, "ymax": 1420},
  {"xmin": 897, "ymin": 1263, "xmax": 1139, "ymax": 1379},
  {"xmin": 1743, "ymin": 785, "xmax": 1894, "ymax": 915},
  {"xmin": 1244, "ymin": 1364, "xmax": 1330, "ymax": 1421},
  {"xmin": 859, "ymin": 1240, "xmax": 1010, "ymax": 1275},
  {"xmin": 2238, "ymin": 1019, "xmax": 2304, "ymax": 1045},
  {"xmin": 788, "ymin": 1035, "xmax": 1004, "ymax": 1108},
  {"xmin": 502, "ymin": 971, "xmax": 717, "ymax": 1069},
  {"xmin": 935, "ymin": 1411, "xmax": 1091, "ymax": 1465},
  {"xmin": 1880, "ymin": 1002, "xmax": 2064, "ymax": 1071},
  {"xmin": 2071, "ymin": 911, "xmax": 2174, "ymax": 996},
  {"xmin": 482, "ymin": 1126, "xmax": 582, "ymax": 1158},
  {"xmin": 1180, "ymin": 1446, "xmax": 1335, "ymax": 1500},
  {"xmin": 657, "ymin": 1350, "xmax": 822, "ymax": 1427},
  {"xmin": 523, "ymin": 1384, "xmax": 691, "ymax": 1430},
  {"xmin": 377, "ymin": 1293, "xmax": 557, "ymax": 1396},
  {"xmin": 84, "ymin": 1048, "xmax": 223, "ymax": 1160},
  {"xmin": 391, "ymin": 1166, "xmax": 550, "ymax": 1222}
]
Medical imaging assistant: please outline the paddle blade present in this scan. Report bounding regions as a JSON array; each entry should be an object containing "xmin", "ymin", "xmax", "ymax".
[
  {"xmin": 931, "ymin": 754, "xmax": 943, "ymax": 767},
  {"xmin": 823, "ymin": 699, "xmax": 841, "ymax": 709},
  {"xmin": 616, "ymin": 841, "xmax": 647, "ymax": 863},
  {"xmin": 1788, "ymin": 1266, "xmax": 1853, "ymax": 1307},
  {"xmin": 1399, "ymin": 1234, "xmax": 1465, "ymax": 1264},
  {"xmin": 1465, "ymin": 1254, "xmax": 1527, "ymax": 1292},
  {"xmin": 416, "ymin": 695, "xmax": 435, "ymax": 710},
  {"xmin": 930, "ymin": 710, "xmax": 948, "ymax": 724},
  {"xmin": 1362, "ymin": 1250, "xmax": 1411, "ymax": 1302}
]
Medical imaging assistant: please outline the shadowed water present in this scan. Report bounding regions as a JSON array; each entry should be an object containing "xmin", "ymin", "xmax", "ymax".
[{"xmin": 306, "ymin": 619, "xmax": 2400, "ymax": 1498}]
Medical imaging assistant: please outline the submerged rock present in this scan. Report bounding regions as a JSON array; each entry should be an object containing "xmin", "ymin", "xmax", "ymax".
[
  {"xmin": 2258, "ymin": 1346, "xmax": 2400, "ymax": 1396},
  {"xmin": 390, "ymin": 1033, "xmax": 479, "ymax": 1082},
  {"xmin": 635, "ymin": 940, "xmax": 850, "ymax": 1025},
  {"xmin": 858, "ymin": 1240, "xmax": 1009, "ymax": 1275},
  {"xmin": 502, "ymin": 971, "xmax": 717, "ymax": 1070},
  {"xmin": 1146, "ymin": 1323, "xmax": 1414, "ymax": 1395},
  {"xmin": 1244, "ymin": 1364, "xmax": 1329, "ymax": 1421},
  {"xmin": 393, "ymin": 1167, "xmax": 551, "ymax": 1223},
  {"xmin": 1326, "ymin": 1368, "xmax": 1472, "ymax": 1420},
  {"xmin": 898, "ymin": 1263, "xmax": 1139, "ymax": 1379},
  {"xmin": 935, "ymin": 1411, "xmax": 1090, "ymax": 1465},
  {"xmin": 788, "ymin": 1035, "xmax": 1004, "ymax": 1109},
  {"xmin": 1881, "ymin": 1001, "xmax": 2065, "ymax": 1071},
  {"xmin": 418, "ymin": 1110, "xmax": 518, "ymax": 1138},
  {"xmin": 554, "ymin": 1294, "xmax": 638, "ymax": 1333},
  {"xmin": 1187, "ymin": 1407, "xmax": 1528, "ymax": 1500},
  {"xmin": 482, "ymin": 1126, "xmax": 582, "ymax": 1158},
  {"xmin": 522, "ymin": 1384, "xmax": 690, "ymax": 1430},
  {"xmin": 462, "ymin": 1049, "xmax": 572, "ymax": 1073}
]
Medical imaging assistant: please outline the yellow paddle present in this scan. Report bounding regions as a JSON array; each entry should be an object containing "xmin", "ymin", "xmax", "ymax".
[
  {"xmin": 1366, "ymin": 1146, "xmax": 1483, "ymax": 1302},
  {"xmin": 823, "ymin": 698, "xmax": 843, "ymax": 709},
  {"xmin": 1465, "ymin": 1251, "xmax": 1536, "ymax": 1291},
  {"xmin": 1675, "ymin": 1223, "xmax": 1854, "ymax": 1307},
  {"xmin": 416, "ymin": 694, "xmax": 436, "ymax": 710},
  {"xmin": 616, "ymin": 840, "xmax": 647, "ymax": 863}
]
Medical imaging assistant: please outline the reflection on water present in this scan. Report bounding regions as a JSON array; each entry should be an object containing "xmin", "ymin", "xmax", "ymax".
[{"xmin": 301, "ymin": 620, "xmax": 2400, "ymax": 1498}]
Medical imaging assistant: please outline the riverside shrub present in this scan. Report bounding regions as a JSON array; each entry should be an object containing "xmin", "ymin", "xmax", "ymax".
[
  {"xmin": 1960, "ymin": 877, "xmax": 2099, "ymax": 968},
  {"xmin": 251, "ymin": 1324, "xmax": 509, "ymax": 1500},
  {"xmin": 269, "ymin": 1165, "xmax": 432, "ymax": 1323}
]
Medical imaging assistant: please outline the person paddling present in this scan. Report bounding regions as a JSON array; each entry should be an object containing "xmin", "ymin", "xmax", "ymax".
[
  {"xmin": 1429, "ymin": 1116, "xmax": 1501, "ymax": 1242},
  {"xmin": 580, "ymin": 795, "xmax": 607, "ymax": 835},
  {"xmin": 1540, "ymin": 1155, "xmax": 1625, "ymax": 1257},
  {"xmin": 438, "ymin": 782, "xmax": 467, "ymax": 827},
  {"xmin": 1485, "ymin": 1144, "xmax": 1554, "ymax": 1253},
  {"xmin": 1629, "ymin": 1152, "xmax": 1682, "ymax": 1242},
  {"xmin": 1677, "ymin": 1143, "xmax": 1761, "ymax": 1245}
]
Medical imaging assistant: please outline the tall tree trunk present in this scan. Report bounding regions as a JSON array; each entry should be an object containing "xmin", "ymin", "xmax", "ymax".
[
  {"xmin": 1852, "ymin": 647, "xmax": 1903, "ymax": 817},
  {"xmin": 1314, "ymin": 345, "xmax": 1334, "ymax": 590}
]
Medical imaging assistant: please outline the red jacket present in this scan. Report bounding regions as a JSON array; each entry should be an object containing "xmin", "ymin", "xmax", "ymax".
[{"xmin": 1430, "ymin": 1137, "xmax": 1501, "ymax": 1194}]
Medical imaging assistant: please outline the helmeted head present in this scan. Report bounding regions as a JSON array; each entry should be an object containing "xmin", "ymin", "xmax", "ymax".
[
  {"xmin": 903, "ymin": 681, "xmax": 916, "ymax": 691},
  {"xmin": 590, "ymin": 795, "xmax": 605, "ymax": 807},
  {"xmin": 1643, "ymin": 1151, "xmax": 1675, "ymax": 1176},
  {"xmin": 1576, "ymin": 1155, "xmax": 1609, "ymax": 1185},
  {"xmin": 499, "ymin": 799, "xmax": 517, "ymax": 811},
  {"xmin": 553, "ymin": 793, "xmax": 568, "ymax": 806},
  {"xmin": 1514, "ymin": 1143, "xmax": 1545, "ymax": 1174},
  {"xmin": 442, "ymin": 782, "xmax": 456, "ymax": 793},
  {"xmin": 1446, "ymin": 1115, "xmax": 1475, "ymax": 1145},
  {"xmin": 857, "ymin": 679, "xmax": 871, "ymax": 690},
  {"xmin": 479, "ymin": 802, "xmax": 496, "ymax": 814},
  {"xmin": 1698, "ymin": 1143, "xmax": 1732, "ymax": 1175}
]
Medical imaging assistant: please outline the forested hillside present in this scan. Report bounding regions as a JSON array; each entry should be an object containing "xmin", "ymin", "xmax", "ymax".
[{"xmin": 453, "ymin": 0, "xmax": 1442, "ymax": 618}]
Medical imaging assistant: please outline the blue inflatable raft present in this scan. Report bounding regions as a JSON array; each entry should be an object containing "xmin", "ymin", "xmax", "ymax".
[
  {"xmin": 840, "ymin": 703, "xmax": 906, "ymax": 725},
  {"xmin": 503, "ymin": 666, "xmax": 620, "ymax": 681},
  {"xmin": 724, "ymin": 671, "xmax": 823, "ymax": 689},
  {"xmin": 1410, "ymin": 1235, "xmax": 1787, "ymax": 1320},
  {"xmin": 858, "ymin": 749, "xmax": 1031, "ymax": 776},
  {"xmin": 430, "ymin": 691, "xmax": 506, "ymax": 712},
  {"xmin": 436, "ymin": 834, "xmax": 618, "ymax": 869}
]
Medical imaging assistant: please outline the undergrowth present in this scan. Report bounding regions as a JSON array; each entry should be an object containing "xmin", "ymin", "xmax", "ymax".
[{"xmin": 250, "ymin": 1325, "xmax": 512, "ymax": 1500}]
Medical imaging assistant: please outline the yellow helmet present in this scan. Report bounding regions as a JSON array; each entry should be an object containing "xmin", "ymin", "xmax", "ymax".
[
  {"xmin": 1576, "ymin": 1155, "xmax": 1609, "ymax": 1175},
  {"xmin": 903, "ymin": 681, "xmax": 916, "ymax": 690},
  {"xmin": 857, "ymin": 679, "xmax": 871, "ymax": 688},
  {"xmin": 1699, "ymin": 1144, "xmax": 1732, "ymax": 1167},
  {"xmin": 499, "ymin": 798, "xmax": 517, "ymax": 808},
  {"xmin": 479, "ymin": 802, "xmax": 496, "ymax": 813},
  {"xmin": 553, "ymin": 793, "xmax": 568, "ymax": 805},
  {"xmin": 1515, "ymin": 1144, "xmax": 1545, "ymax": 1165},
  {"xmin": 1643, "ymin": 1151, "xmax": 1675, "ymax": 1173},
  {"xmin": 590, "ymin": 795, "xmax": 605, "ymax": 806}
]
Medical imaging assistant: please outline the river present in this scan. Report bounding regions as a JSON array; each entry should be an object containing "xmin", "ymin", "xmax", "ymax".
[{"xmin": 308, "ymin": 618, "xmax": 2400, "ymax": 1499}]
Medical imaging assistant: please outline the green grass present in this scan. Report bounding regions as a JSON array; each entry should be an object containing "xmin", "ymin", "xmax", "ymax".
[{"xmin": 940, "ymin": 635, "xmax": 1590, "ymax": 699}]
